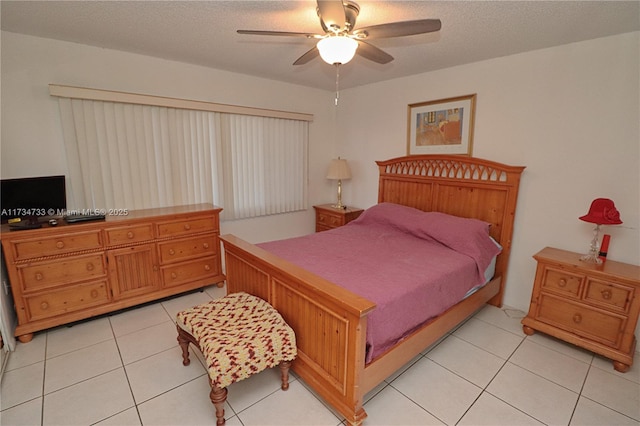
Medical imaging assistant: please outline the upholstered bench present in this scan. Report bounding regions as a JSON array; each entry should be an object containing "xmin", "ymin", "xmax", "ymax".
[{"xmin": 176, "ymin": 291, "xmax": 297, "ymax": 425}]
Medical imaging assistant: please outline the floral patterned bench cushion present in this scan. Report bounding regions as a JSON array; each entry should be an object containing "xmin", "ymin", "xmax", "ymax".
[{"xmin": 176, "ymin": 292, "xmax": 297, "ymax": 388}]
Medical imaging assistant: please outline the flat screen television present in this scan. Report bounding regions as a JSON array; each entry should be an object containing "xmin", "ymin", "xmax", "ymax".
[{"xmin": 1, "ymin": 175, "xmax": 67, "ymax": 223}]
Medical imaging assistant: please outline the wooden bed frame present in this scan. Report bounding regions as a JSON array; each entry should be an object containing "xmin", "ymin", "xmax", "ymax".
[{"xmin": 220, "ymin": 155, "xmax": 525, "ymax": 425}]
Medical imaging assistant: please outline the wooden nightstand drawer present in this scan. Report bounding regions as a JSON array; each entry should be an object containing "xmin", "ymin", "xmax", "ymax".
[
  {"xmin": 317, "ymin": 212, "xmax": 342, "ymax": 227},
  {"xmin": 313, "ymin": 204, "xmax": 364, "ymax": 232},
  {"xmin": 18, "ymin": 253, "xmax": 106, "ymax": 292},
  {"xmin": 584, "ymin": 279, "xmax": 633, "ymax": 312},
  {"xmin": 541, "ymin": 267, "xmax": 583, "ymax": 298},
  {"xmin": 537, "ymin": 293, "xmax": 625, "ymax": 347}
]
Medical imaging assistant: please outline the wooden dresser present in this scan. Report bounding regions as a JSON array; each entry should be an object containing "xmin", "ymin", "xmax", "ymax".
[
  {"xmin": 0, "ymin": 204, "xmax": 224, "ymax": 343},
  {"xmin": 313, "ymin": 204, "xmax": 363, "ymax": 232},
  {"xmin": 522, "ymin": 247, "xmax": 640, "ymax": 372}
]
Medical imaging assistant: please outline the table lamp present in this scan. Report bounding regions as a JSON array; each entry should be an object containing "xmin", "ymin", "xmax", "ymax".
[
  {"xmin": 579, "ymin": 198, "xmax": 622, "ymax": 264},
  {"xmin": 326, "ymin": 158, "xmax": 351, "ymax": 209}
]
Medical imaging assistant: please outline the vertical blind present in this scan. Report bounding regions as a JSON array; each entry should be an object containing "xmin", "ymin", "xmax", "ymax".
[{"xmin": 56, "ymin": 97, "xmax": 308, "ymax": 220}]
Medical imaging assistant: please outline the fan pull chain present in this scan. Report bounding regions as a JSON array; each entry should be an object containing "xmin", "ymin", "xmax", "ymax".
[{"xmin": 334, "ymin": 63, "xmax": 340, "ymax": 106}]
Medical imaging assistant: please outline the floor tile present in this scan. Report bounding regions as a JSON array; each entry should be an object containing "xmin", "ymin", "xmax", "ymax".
[
  {"xmin": 0, "ymin": 361, "xmax": 44, "ymax": 410},
  {"xmin": 427, "ymin": 334, "xmax": 506, "ymax": 387},
  {"xmin": 453, "ymin": 317, "xmax": 524, "ymax": 359},
  {"xmin": 509, "ymin": 339, "xmax": 590, "ymax": 392},
  {"xmin": 161, "ymin": 290, "xmax": 214, "ymax": 320},
  {"xmin": 125, "ymin": 346, "xmax": 206, "ymax": 404},
  {"xmin": 472, "ymin": 304, "xmax": 527, "ymax": 336},
  {"xmin": 457, "ymin": 392, "xmax": 544, "ymax": 425},
  {"xmin": 94, "ymin": 407, "xmax": 142, "ymax": 426},
  {"xmin": 525, "ymin": 332, "xmax": 594, "ymax": 364},
  {"xmin": 487, "ymin": 362, "xmax": 579, "ymax": 425},
  {"xmin": 236, "ymin": 380, "xmax": 340, "ymax": 425},
  {"xmin": 590, "ymin": 353, "xmax": 640, "ymax": 384},
  {"xmin": 391, "ymin": 357, "xmax": 482, "ymax": 425},
  {"xmin": 109, "ymin": 302, "xmax": 173, "ymax": 337},
  {"xmin": 42, "ymin": 368, "xmax": 134, "ymax": 425},
  {"xmin": 226, "ymin": 365, "xmax": 296, "ymax": 413},
  {"xmin": 137, "ymin": 375, "xmax": 233, "ymax": 425},
  {"xmin": 44, "ymin": 339, "xmax": 122, "ymax": 394},
  {"xmin": 581, "ymin": 365, "xmax": 640, "ymax": 420},
  {"xmin": 204, "ymin": 284, "xmax": 227, "ymax": 300},
  {"xmin": 5, "ymin": 333, "xmax": 46, "ymax": 371},
  {"xmin": 0, "ymin": 397, "xmax": 42, "ymax": 425},
  {"xmin": 362, "ymin": 385, "xmax": 444, "ymax": 425},
  {"xmin": 570, "ymin": 396, "xmax": 639, "ymax": 425},
  {"xmin": 116, "ymin": 320, "xmax": 178, "ymax": 365},
  {"xmin": 45, "ymin": 317, "xmax": 114, "ymax": 358}
]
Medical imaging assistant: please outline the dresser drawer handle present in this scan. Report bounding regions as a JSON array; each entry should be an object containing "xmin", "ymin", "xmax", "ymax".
[
  {"xmin": 35, "ymin": 273, "xmax": 43, "ymax": 281},
  {"xmin": 183, "ymin": 224, "xmax": 191, "ymax": 231},
  {"xmin": 127, "ymin": 231, "xmax": 134, "ymax": 239},
  {"xmin": 90, "ymin": 290, "xmax": 99, "ymax": 298},
  {"xmin": 573, "ymin": 313, "xmax": 582, "ymax": 324},
  {"xmin": 202, "ymin": 243, "xmax": 209, "ymax": 249},
  {"xmin": 86, "ymin": 263, "xmax": 95, "ymax": 271},
  {"xmin": 168, "ymin": 249, "xmax": 175, "ymax": 256},
  {"xmin": 56, "ymin": 241, "xmax": 65, "ymax": 249},
  {"xmin": 40, "ymin": 301, "xmax": 49, "ymax": 310},
  {"xmin": 171, "ymin": 272, "xmax": 178, "ymax": 279},
  {"xmin": 601, "ymin": 290, "xmax": 612, "ymax": 300},
  {"xmin": 204, "ymin": 264, "xmax": 211, "ymax": 271},
  {"xmin": 557, "ymin": 279, "xmax": 567, "ymax": 288}
]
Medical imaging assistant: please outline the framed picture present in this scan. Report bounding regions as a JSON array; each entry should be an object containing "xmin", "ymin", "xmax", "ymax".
[{"xmin": 407, "ymin": 94, "xmax": 476, "ymax": 155}]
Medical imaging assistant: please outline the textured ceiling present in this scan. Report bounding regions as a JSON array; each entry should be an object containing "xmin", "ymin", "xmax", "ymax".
[{"xmin": 2, "ymin": 1, "xmax": 639, "ymax": 91}]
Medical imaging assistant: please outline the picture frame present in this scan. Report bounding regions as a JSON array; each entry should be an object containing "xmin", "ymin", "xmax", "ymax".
[{"xmin": 407, "ymin": 94, "xmax": 476, "ymax": 156}]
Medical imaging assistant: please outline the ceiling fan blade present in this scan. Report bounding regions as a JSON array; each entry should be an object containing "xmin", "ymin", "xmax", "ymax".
[
  {"xmin": 353, "ymin": 19, "xmax": 442, "ymax": 39},
  {"xmin": 356, "ymin": 41, "xmax": 394, "ymax": 64},
  {"xmin": 293, "ymin": 47, "xmax": 319, "ymax": 65},
  {"xmin": 316, "ymin": 0, "xmax": 346, "ymax": 31},
  {"xmin": 237, "ymin": 30, "xmax": 320, "ymax": 38}
]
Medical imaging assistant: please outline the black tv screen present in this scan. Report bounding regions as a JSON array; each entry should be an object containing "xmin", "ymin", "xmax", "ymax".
[{"xmin": 1, "ymin": 175, "xmax": 67, "ymax": 223}]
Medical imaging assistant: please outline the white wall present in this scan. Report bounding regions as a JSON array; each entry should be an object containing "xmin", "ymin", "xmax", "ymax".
[
  {"xmin": 0, "ymin": 31, "xmax": 337, "ymax": 241},
  {"xmin": 337, "ymin": 32, "xmax": 640, "ymax": 313},
  {"xmin": 2, "ymin": 31, "xmax": 639, "ymax": 316}
]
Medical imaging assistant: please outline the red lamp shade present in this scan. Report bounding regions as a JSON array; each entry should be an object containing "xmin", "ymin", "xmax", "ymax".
[{"xmin": 579, "ymin": 198, "xmax": 623, "ymax": 225}]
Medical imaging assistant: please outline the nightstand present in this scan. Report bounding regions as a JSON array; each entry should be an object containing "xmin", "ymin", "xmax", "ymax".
[
  {"xmin": 522, "ymin": 247, "xmax": 640, "ymax": 372},
  {"xmin": 313, "ymin": 204, "xmax": 364, "ymax": 232}
]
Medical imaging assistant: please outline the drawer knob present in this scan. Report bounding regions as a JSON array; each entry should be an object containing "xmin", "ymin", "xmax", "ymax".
[
  {"xmin": 171, "ymin": 272, "xmax": 178, "ymax": 279},
  {"xmin": 90, "ymin": 290, "xmax": 99, "ymax": 298},
  {"xmin": 40, "ymin": 301, "xmax": 49, "ymax": 310},
  {"xmin": 183, "ymin": 224, "xmax": 191, "ymax": 231},
  {"xmin": 168, "ymin": 249, "xmax": 175, "ymax": 256},
  {"xmin": 204, "ymin": 264, "xmax": 211, "ymax": 271},
  {"xmin": 127, "ymin": 231, "xmax": 134, "ymax": 239},
  {"xmin": 56, "ymin": 241, "xmax": 65, "ymax": 249},
  {"xmin": 203, "ymin": 243, "xmax": 209, "ymax": 249},
  {"xmin": 35, "ymin": 273, "xmax": 43, "ymax": 281},
  {"xmin": 573, "ymin": 313, "xmax": 582, "ymax": 324},
  {"xmin": 557, "ymin": 279, "xmax": 567, "ymax": 288},
  {"xmin": 86, "ymin": 263, "xmax": 95, "ymax": 271},
  {"xmin": 601, "ymin": 290, "xmax": 612, "ymax": 300}
]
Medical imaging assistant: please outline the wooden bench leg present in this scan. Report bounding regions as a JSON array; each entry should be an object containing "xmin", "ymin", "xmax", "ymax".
[
  {"xmin": 210, "ymin": 385, "xmax": 228, "ymax": 426},
  {"xmin": 176, "ymin": 326, "xmax": 192, "ymax": 366},
  {"xmin": 279, "ymin": 360, "xmax": 292, "ymax": 391}
]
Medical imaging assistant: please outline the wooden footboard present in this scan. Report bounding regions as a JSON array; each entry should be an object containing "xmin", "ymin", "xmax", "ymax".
[{"xmin": 221, "ymin": 234, "xmax": 375, "ymax": 425}]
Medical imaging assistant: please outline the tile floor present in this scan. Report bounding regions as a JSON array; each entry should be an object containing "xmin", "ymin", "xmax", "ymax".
[{"xmin": 1, "ymin": 284, "xmax": 639, "ymax": 426}]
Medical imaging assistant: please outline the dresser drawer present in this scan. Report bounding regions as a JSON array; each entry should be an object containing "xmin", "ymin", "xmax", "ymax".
[
  {"xmin": 541, "ymin": 267, "xmax": 583, "ymax": 298},
  {"xmin": 537, "ymin": 293, "xmax": 625, "ymax": 347},
  {"xmin": 18, "ymin": 253, "xmax": 106, "ymax": 292},
  {"xmin": 25, "ymin": 281, "xmax": 110, "ymax": 321},
  {"xmin": 105, "ymin": 224, "xmax": 154, "ymax": 246},
  {"xmin": 317, "ymin": 212, "xmax": 343, "ymax": 228},
  {"xmin": 11, "ymin": 231, "xmax": 103, "ymax": 260},
  {"xmin": 161, "ymin": 256, "xmax": 219, "ymax": 287},
  {"xmin": 156, "ymin": 216, "xmax": 217, "ymax": 237},
  {"xmin": 584, "ymin": 279, "xmax": 632, "ymax": 312},
  {"xmin": 158, "ymin": 235, "xmax": 217, "ymax": 264}
]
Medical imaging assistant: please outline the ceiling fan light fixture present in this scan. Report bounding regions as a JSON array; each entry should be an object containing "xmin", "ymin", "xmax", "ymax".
[{"xmin": 317, "ymin": 36, "xmax": 358, "ymax": 65}]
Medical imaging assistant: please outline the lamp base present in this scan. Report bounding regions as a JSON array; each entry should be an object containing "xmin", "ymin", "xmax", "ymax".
[
  {"xmin": 580, "ymin": 252, "xmax": 603, "ymax": 265},
  {"xmin": 579, "ymin": 224, "xmax": 603, "ymax": 265}
]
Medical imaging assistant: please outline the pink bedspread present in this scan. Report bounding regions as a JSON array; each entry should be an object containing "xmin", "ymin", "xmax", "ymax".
[{"xmin": 258, "ymin": 203, "xmax": 501, "ymax": 363}]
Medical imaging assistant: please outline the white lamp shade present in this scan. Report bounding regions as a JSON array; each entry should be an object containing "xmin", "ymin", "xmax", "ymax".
[
  {"xmin": 326, "ymin": 158, "xmax": 352, "ymax": 180},
  {"xmin": 317, "ymin": 36, "xmax": 358, "ymax": 65}
]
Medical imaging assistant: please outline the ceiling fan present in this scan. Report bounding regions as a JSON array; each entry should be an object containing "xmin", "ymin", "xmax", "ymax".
[{"xmin": 237, "ymin": 0, "xmax": 442, "ymax": 66}]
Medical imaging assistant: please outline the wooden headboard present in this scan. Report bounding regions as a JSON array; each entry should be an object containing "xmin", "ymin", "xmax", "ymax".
[{"xmin": 376, "ymin": 155, "xmax": 525, "ymax": 306}]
